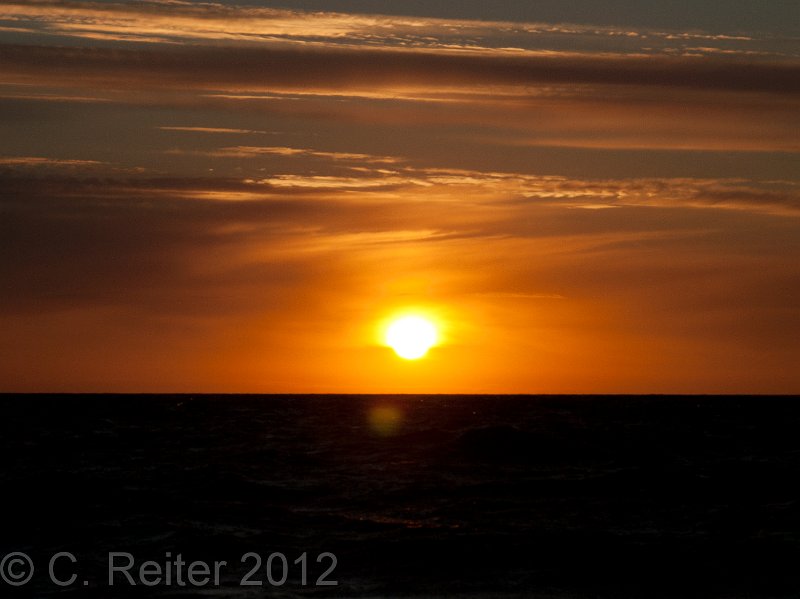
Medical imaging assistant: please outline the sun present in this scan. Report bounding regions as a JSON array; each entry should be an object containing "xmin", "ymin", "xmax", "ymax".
[{"xmin": 385, "ymin": 315, "xmax": 438, "ymax": 360}]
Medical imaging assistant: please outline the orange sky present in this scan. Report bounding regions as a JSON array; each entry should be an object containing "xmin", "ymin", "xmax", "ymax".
[{"xmin": 1, "ymin": 1, "xmax": 798, "ymax": 393}]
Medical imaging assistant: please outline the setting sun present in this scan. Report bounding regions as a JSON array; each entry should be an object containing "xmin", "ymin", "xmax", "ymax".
[{"xmin": 385, "ymin": 316, "xmax": 438, "ymax": 360}]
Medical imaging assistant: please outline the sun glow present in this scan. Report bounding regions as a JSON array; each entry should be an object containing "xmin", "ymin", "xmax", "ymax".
[{"xmin": 384, "ymin": 315, "xmax": 438, "ymax": 360}]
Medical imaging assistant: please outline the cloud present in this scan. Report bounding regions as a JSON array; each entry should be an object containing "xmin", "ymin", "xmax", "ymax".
[
  {"xmin": 2, "ymin": 167, "xmax": 798, "ymax": 391},
  {"xmin": 1, "ymin": 43, "xmax": 797, "ymax": 96},
  {"xmin": 2, "ymin": 0, "xmax": 790, "ymax": 59},
  {"xmin": 158, "ymin": 126, "xmax": 276, "ymax": 135},
  {"xmin": 202, "ymin": 145, "xmax": 402, "ymax": 163},
  {"xmin": 185, "ymin": 87, "xmax": 798, "ymax": 154},
  {"xmin": 0, "ymin": 156, "xmax": 103, "ymax": 166},
  {"xmin": 2, "ymin": 169, "xmax": 797, "ymax": 314},
  {"xmin": 1, "ymin": 20, "xmax": 796, "ymax": 156},
  {"xmin": 0, "ymin": 155, "xmax": 146, "ymax": 174},
  {"xmin": 1, "ymin": 42, "xmax": 796, "ymax": 156}
]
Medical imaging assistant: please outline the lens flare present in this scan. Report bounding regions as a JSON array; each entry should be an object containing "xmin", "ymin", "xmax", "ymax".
[{"xmin": 367, "ymin": 405, "xmax": 403, "ymax": 436}]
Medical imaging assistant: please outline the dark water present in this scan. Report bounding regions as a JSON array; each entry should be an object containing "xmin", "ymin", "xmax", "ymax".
[{"xmin": 2, "ymin": 395, "xmax": 800, "ymax": 598}]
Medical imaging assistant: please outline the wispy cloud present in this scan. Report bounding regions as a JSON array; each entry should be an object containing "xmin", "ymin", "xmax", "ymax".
[
  {"xmin": 203, "ymin": 146, "xmax": 402, "ymax": 164},
  {"xmin": 158, "ymin": 126, "xmax": 277, "ymax": 135},
  {"xmin": 0, "ymin": 156, "xmax": 103, "ymax": 166},
  {"xmin": 3, "ymin": 0, "xmax": 792, "ymax": 55},
  {"xmin": 1, "ymin": 42, "xmax": 796, "ymax": 156}
]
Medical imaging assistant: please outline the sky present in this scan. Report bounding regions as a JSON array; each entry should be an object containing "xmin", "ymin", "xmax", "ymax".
[{"xmin": 0, "ymin": 0, "xmax": 798, "ymax": 393}]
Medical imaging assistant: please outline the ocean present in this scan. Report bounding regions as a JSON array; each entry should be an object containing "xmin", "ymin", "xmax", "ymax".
[{"xmin": 2, "ymin": 394, "xmax": 800, "ymax": 598}]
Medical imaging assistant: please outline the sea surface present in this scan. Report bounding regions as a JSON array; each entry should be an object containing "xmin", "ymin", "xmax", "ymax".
[{"xmin": 2, "ymin": 394, "xmax": 800, "ymax": 598}]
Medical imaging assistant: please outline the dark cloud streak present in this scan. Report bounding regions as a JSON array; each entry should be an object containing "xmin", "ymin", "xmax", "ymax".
[{"xmin": 1, "ymin": 43, "xmax": 798, "ymax": 95}]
